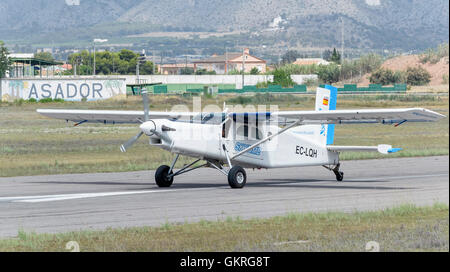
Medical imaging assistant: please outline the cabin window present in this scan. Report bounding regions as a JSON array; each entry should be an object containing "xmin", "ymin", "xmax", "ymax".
[{"xmin": 237, "ymin": 125, "xmax": 263, "ymax": 140}]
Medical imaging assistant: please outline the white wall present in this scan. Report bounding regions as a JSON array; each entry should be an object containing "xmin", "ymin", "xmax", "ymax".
[
  {"xmin": 1, "ymin": 78, "xmax": 126, "ymax": 101},
  {"xmin": 119, "ymin": 74, "xmax": 316, "ymax": 88},
  {"xmin": 123, "ymin": 75, "xmax": 274, "ymax": 89},
  {"xmin": 0, "ymin": 74, "xmax": 318, "ymax": 101},
  {"xmin": 290, "ymin": 75, "xmax": 318, "ymax": 85}
]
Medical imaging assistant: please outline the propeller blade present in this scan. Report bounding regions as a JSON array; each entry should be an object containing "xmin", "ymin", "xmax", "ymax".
[
  {"xmin": 120, "ymin": 131, "xmax": 144, "ymax": 152},
  {"xmin": 142, "ymin": 89, "xmax": 149, "ymax": 122}
]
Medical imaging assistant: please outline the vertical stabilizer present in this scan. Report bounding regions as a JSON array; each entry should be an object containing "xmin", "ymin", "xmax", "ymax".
[
  {"xmin": 316, "ymin": 85, "xmax": 337, "ymax": 145},
  {"xmin": 293, "ymin": 85, "xmax": 337, "ymax": 146}
]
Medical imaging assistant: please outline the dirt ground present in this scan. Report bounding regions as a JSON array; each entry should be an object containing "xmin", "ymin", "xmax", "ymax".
[{"xmin": 359, "ymin": 55, "xmax": 449, "ymax": 86}]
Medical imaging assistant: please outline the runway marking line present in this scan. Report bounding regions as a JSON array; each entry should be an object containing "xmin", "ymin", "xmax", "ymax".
[
  {"xmin": 0, "ymin": 187, "xmax": 217, "ymax": 203},
  {"xmin": 0, "ymin": 173, "xmax": 447, "ymax": 203}
]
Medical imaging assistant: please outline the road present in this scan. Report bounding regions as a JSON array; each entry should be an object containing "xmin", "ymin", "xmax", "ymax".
[{"xmin": 0, "ymin": 156, "xmax": 448, "ymax": 238}]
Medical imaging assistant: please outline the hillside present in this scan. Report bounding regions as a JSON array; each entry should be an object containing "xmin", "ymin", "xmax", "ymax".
[
  {"xmin": 0, "ymin": 0, "xmax": 448, "ymax": 51},
  {"xmin": 360, "ymin": 54, "xmax": 450, "ymax": 86}
]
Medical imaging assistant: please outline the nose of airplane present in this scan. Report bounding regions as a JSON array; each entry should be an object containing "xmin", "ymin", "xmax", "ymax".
[{"xmin": 140, "ymin": 120, "xmax": 156, "ymax": 136}]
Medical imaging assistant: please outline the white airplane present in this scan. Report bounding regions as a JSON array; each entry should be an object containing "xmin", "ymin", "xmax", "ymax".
[{"xmin": 37, "ymin": 85, "xmax": 445, "ymax": 189}]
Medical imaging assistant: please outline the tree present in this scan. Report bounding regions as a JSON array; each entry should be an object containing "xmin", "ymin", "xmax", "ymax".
[
  {"xmin": 322, "ymin": 49, "xmax": 333, "ymax": 61},
  {"xmin": 250, "ymin": 67, "xmax": 260, "ymax": 75},
  {"xmin": 317, "ymin": 64, "xmax": 340, "ymax": 84},
  {"xmin": 118, "ymin": 49, "xmax": 136, "ymax": 62},
  {"xmin": 35, "ymin": 52, "xmax": 55, "ymax": 62},
  {"xmin": 0, "ymin": 41, "xmax": 10, "ymax": 78},
  {"xmin": 281, "ymin": 50, "xmax": 300, "ymax": 64},
  {"xmin": 180, "ymin": 67, "xmax": 194, "ymax": 75},
  {"xmin": 140, "ymin": 61, "xmax": 156, "ymax": 75},
  {"xmin": 67, "ymin": 49, "xmax": 156, "ymax": 75},
  {"xmin": 330, "ymin": 48, "xmax": 341, "ymax": 64}
]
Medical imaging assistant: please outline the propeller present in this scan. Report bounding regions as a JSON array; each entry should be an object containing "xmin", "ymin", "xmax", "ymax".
[
  {"xmin": 120, "ymin": 88, "xmax": 150, "ymax": 152},
  {"xmin": 120, "ymin": 131, "xmax": 144, "ymax": 152}
]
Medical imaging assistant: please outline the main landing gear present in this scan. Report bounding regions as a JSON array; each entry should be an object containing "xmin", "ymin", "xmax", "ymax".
[
  {"xmin": 323, "ymin": 163, "xmax": 344, "ymax": 182},
  {"xmin": 227, "ymin": 166, "xmax": 247, "ymax": 189},
  {"xmin": 154, "ymin": 153, "xmax": 247, "ymax": 189}
]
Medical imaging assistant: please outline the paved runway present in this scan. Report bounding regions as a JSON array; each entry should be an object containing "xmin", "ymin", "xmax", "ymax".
[{"xmin": 0, "ymin": 156, "xmax": 448, "ymax": 238}]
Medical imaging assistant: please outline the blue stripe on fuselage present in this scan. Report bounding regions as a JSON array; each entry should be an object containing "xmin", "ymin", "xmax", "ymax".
[{"xmin": 325, "ymin": 85, "xmax": 337, "ymax": 145}]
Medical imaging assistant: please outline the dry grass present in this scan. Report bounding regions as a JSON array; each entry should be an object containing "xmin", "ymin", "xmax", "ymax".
[
  {"xmin": 0, "ymin": 93, "xmax": 448, "ymax": 177},
  {"xmin": 0, "ymin": 203, "xmax": 447, "ymax": 252}
]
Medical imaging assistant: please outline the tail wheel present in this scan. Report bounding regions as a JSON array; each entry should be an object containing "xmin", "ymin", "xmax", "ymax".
[
  {"xmin": 155, "ymin": 165, "xmax": 174, "ymax": 187},
  {"xmin": 228, "ymin": 166, "xmax": 247, "ymax": 189}
]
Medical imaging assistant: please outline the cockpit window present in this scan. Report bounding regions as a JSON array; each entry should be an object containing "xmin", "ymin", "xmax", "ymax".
[{"xmin": 236, "ymin": 125, "xmax": 263, "ymax": 140}]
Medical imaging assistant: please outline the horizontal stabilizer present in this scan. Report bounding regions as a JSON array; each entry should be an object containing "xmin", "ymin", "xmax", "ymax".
[{"xmin": 327, "ymin": 145, "xmax": 402, "ymax": 155}]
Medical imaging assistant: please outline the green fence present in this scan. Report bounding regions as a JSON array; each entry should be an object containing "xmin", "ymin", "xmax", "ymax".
[
  {"xmin": 128, "ymin": 83, "xmax": 407, "ymax": 96},
  {"xmin": 218, "ymin": 85, "xmax": 307, "ymax": 94},
  {"xmin": 129, "ymin": 84, "xmax": 309, "ymax": 95},
  {"xmin": 319, "ymin": 84, "xmax": 407, "ymax": 93}
]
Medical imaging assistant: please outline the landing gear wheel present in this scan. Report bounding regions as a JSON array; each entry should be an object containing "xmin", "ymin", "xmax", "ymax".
[
  {"xmin": 155, "ymin": 165, "xmax": 174, "ymax": 187},
  {"xmin": 335, "ymin": 171, "xmax": 344, "ymax": 182},
  {"xmin": 228, "ymin": 166, "xmax": 247, "ymax": 189}
]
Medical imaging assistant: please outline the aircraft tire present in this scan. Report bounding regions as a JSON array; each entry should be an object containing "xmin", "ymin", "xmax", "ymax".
[
  {"xmin": 335, "ymin": 171, "xmax": 344, "ymax": 182},
  {"xmin": 155, "ymin": 165, "xmax": 174, "ymax": 187},
  {"xmin": 228, "ymin": 166, "xmax": 247, "ymax": 189}
]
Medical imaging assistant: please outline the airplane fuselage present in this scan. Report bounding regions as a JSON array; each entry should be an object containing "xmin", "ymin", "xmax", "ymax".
[{"xmin": 141, "ymin": 119, "xmax": 339, "ymax": 169}]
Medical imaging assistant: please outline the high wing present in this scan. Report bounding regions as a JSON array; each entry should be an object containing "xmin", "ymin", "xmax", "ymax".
[
  {"xmin": 37, "ymin": 109, "xmax": 201, "ymax": 124},
  {"xmin": 38, "ymin": 108, "xmax": 445, "ymax": 125},
  {"xmin": 272, "ymin": 108, "xmax": 445, "ymax": 124}
]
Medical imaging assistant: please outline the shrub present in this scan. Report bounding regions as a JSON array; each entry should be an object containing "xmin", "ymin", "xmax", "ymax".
[
  {"xmin": 13, "ymin": 99, "xmax": 25, "ymax": 106},
  {"xmin": 39, "ymin": 98, "xmax": 53, "ymax": 103},
  {"xmin": 255, "ymin": 81, "xmax": 268, "ymax": 88},
  {"xmin": 442, "ymin": 74, "xmax": 449, "ymax": 85},
  {"xmin": 195, "ymin": 68, "xmax": 216, "ymax": 75},
  {"xmin": 272, "ymin": 69, "xmax": 295, "ymax": 87},
  {"xmin": 369, "ymin": 68, "xmax": 405, "ymax": 85},
  {"xmin": 317, "ymin": 64, "xmax": 340, "ymax": 84},
  {"xmin": 419, "ymin": 43, "xmax": 449, "ymax": 64},
  {"xmin": 405, "ymin": 66, "xmax": 431, "ymax": 86},
  {"xmin": 303, "ymin": 77, "xmax": 319, "ymax": 87}
]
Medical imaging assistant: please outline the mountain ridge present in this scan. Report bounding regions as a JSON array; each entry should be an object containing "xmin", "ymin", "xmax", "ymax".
[{"xmin": 0, "ymin": 0, "xmax": 448, "ymax": 50}]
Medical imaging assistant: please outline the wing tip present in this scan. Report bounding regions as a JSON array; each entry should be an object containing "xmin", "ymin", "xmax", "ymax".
[{"xmin": 387, "ymin": 148, "xmax": 403, "ymax": 154}]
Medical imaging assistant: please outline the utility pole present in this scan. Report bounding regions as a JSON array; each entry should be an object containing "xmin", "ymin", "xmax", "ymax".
[
  {"xmin": 242, "ymin": 48, "xmax": 245, "ymax": 89},
  {"xmin": 93, "ymin": 39, "xmax": 108, "ymax": 76},
  {"xmin": 341, "ymin": 17, "xmax": 345, "ymax": 65},
  {"xmin": 160, "ymin": 52, "xmax": 163, "ymax": 75},
  {"xmin": 225, "ymin": 47, "xmax": 228, "ymax": 74},
  {"xmin": 93, "ymin": 43, "xmax": 96, "ymax": 76},
  {"xmin": 152, "ymin": 51, "xmax": 155, "ymax": 74},
  {"xmin": 137, "ymin": 49, "xmax": 146, "ymax": 86},
  {"xmin": 339, "ymin": 17, "xmax": 345, "ymax": 81}
]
